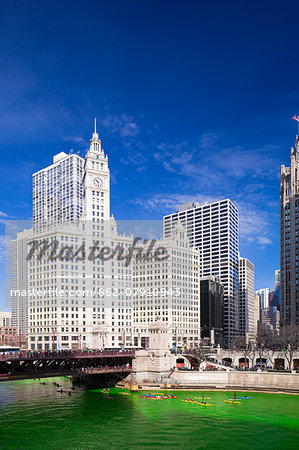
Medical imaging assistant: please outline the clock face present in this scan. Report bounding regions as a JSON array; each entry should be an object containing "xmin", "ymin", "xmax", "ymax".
[{"xmin": 93, "ymin": 177, "xmax": 104, "ymax": 188}]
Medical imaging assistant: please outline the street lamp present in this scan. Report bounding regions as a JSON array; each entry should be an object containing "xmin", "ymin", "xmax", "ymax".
[{"xmin": 52, "ymin": 328, "xmax": 56, "ymax": 350}]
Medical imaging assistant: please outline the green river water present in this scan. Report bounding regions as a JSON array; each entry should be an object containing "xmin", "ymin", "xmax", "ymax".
[{"xmin": 0, "ymin": 377, "xmax": 298, "ymax": 449}]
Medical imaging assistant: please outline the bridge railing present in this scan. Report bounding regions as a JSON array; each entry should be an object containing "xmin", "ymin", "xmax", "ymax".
[
  {"xmin": 78, "ymin": 366, "xmax": 132, "ymax": 374},
  {"xmin": 0, "ymin": 349, "xmax": 135, "ymax": 362}
]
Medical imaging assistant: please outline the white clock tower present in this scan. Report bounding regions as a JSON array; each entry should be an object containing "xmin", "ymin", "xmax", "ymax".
[{"xmin": 83, "ymin": 119, "xmax": 110, "ymax": 220}]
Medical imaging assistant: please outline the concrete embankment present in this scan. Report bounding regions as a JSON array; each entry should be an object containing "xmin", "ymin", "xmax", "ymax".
[{"xmin": 171, "ymin": 371, "xmax": 299, "ymax": 393}]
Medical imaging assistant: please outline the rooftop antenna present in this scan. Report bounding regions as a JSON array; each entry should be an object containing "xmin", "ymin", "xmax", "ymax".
[{"xmin": 94, "ymin": 117, "xmax": 97, "ymax": 134}]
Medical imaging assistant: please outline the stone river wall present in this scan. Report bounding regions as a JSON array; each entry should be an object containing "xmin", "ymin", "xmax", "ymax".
[{"xmin": 172, "ymin": 371, "xmax": 299, "ymax": 392}]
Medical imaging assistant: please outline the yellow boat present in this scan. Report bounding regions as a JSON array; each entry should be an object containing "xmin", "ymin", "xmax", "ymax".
[
  {"xmin": 129, "ymin": 384, "xmax": 138, "ymax": 392},
  {"xmin": 224, "ymin": 400, "xmax": 241, "ymax": 404},
  {"xmin": 120, "ymin": 392, "xmax": 130, "ymax": 395},
  {"xmin": 195, "ymin": 402, "xmax": 213, "ymax": 407}
]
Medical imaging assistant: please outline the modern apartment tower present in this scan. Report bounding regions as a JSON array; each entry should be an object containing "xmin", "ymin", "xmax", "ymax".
[
  {"xmin": 32, "ymin": 151, "xmax": 84, "ymax": 233},
  {"xmin": 238, "ymin": 257, "xmax": 255, "ymax": 341},
  {"xmin": 280, "ymin": 136, "xmax": 299, "ymax": 326},
  {"xmin": 12, "ymin": 151, "xmax": 84, "ymax": 344},
  {"xmin": 163, "ymin": 199, "xmax": 239, "ymax": 346}
]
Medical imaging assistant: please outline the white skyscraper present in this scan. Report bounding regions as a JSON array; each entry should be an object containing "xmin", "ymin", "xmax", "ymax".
[
  {"xmin": 12, "ymin": 151, "xmax": 84, "ymax": 344},
  {"xmin": 238, "ymin": 257, "xmax": 255, "ymax": 341},
  {"xmin": 255, "ymin": 288, "xmax": 270, "ymax": 309},
  {"xmin": 32, "ymin": 151, "xmax": 84, "ymax": 233},
  {"xmin": 163, "ymin": 199, "xmax": 239, "ymax": 346}
]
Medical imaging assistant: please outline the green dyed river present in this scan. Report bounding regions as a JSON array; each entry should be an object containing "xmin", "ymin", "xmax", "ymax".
[{"xmin": 0, "ymin": 378, "xmax": 298, "ymax": 449}]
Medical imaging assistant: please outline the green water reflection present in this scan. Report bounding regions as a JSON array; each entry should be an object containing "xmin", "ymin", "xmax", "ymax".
[{"xmin": 0, "ymin": 377, "xmax": 298, "ymax": 449}]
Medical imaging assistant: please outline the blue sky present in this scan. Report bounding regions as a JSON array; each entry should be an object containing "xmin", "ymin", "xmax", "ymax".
[{"xmin": 1, "ymin": 0, "xmax": 299, "ymax": 308}]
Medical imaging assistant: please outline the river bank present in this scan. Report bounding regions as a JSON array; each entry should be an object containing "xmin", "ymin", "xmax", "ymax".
[{"xmin": 123, "ymin": 370, "xmax": 299, "ymax": 394}]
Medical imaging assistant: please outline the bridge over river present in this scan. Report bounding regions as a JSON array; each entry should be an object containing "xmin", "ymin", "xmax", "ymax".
[{"xmin": 0, "ymin": 350, "xmax": 134, "ymax": 385}]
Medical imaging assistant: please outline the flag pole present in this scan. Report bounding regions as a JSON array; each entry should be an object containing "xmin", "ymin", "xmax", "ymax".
[{"xmin": 292, "ymin": 115, "xmax": 299, "ymax": 135}]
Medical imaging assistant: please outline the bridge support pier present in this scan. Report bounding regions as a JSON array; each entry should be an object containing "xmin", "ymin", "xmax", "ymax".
[{"xmin": 127, "ymin": 319, "xmax": 175, "ymax": 388}]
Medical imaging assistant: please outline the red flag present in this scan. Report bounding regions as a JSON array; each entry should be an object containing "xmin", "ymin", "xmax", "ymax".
[{"xmin": 292, "ymin": 115, "xmax": 299, "ymax": 122}]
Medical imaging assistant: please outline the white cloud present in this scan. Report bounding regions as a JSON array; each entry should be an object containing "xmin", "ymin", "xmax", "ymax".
[
  {"xmin": 234, "ymin": 199, "xmax": 274, "ymax": 249},
  {"xmin": 133, "ymin": 193, "xmax": 219, "ymax": 213},
  {"xmin": 238, "ymin": 206, "xmax": 267, "ymax": 239},
  {"xmin": 199, "ymin": 131, "xmax": 218, "ymax": 149},
  {"xmin": 0, "ymin": 210, "xmax": 10, "ymax": 224},
  {"xmin": 12, "ymin": 202, "xmax": 29, "ymax": 209},
  {"xmin": 162, "ymin": 161, "xmax": 176, "ymax": 172},
  {"xmin": 212, "ymin": 145, "xmax": 280, "ymax": 180},
  {"xmin": 153, "ymin": 132, "xmax": 281, "ymax": 186},
  {"xmin": 0, "ymin": 235, "xmax": 7, "ymax": 261},
  {"xmin": 102, "ymin": 114, "xmax": 140, "ymax": 138},
  {"xmin": 257, "ymin": 236, "xmax": 272, "ymax": 246},
  {"xmin": 120, "ymin": 122, "xmax": 139, "ymax": 138},
  {"xmin": 64, "ymin": 136, "xmax": 88, "ymax": 146}
]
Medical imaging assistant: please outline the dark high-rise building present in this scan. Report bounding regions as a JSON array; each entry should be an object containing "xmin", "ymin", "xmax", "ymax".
[
  {"xmin": 269, "ymin": 285, "xmax": 280, "ymax": 310},
  {"xmin": 280, "ymin": 136, "xmax": 299, "ymax": 325},
  {"xmin": 269, "ymin": 270, "xmax": 280, "ymax": 310},
  {"xmin": 200, "ymin": 277, "xmax": 224, "ymax": 346}
]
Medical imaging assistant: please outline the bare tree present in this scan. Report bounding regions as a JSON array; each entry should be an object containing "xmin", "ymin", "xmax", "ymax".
[
  {"xmin": 255, "ymin": 326, "xmax": 276, "ymax": 368},
  {"xmin": 185, "ymin": 345, "xmax": 211, "ymax": 369},
  {"xmin": 232, "ymin": 336, "xmax": 254, "ymax": 369},
  {"xmin": 278, "ymin": 325, "xmax": 299, "ymax": 370}
]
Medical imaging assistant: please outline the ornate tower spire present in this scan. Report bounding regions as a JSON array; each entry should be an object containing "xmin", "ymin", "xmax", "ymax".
[
  {"xmin": 83, "ymin": 119, "xmax": 110, "ymax": 220},
  {"xmin": 90, "ymin": 117, "xmax": 101, "ymax": 152},
  {"xmin": 92, "ymin": 117, "xmax": 99, "ymax": 139}
]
